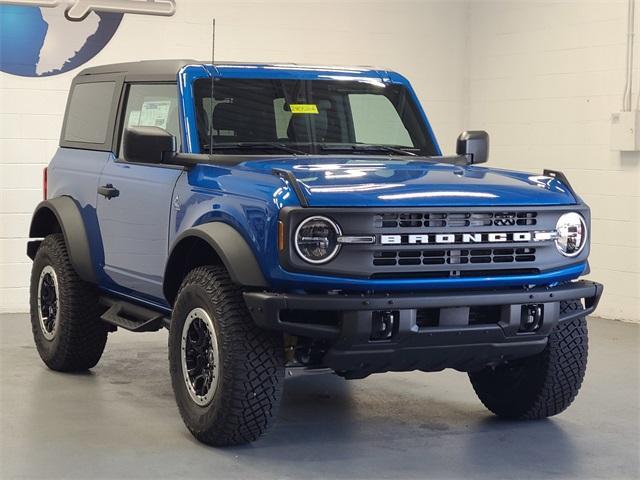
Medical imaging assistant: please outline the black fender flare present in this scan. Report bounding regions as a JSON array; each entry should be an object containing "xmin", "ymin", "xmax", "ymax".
[
  {"xmin": 27, "ymin": 197, "xmax": 97, "ymax": 283},
  {"xmin": 164, "ymin": 222, "xmax": 268, "ymax": 301}
]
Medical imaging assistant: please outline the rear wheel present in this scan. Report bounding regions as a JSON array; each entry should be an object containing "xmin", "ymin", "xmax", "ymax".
[
  {"xmin": 469, "ymin": 300, "xmax": 588, "ymax": 419},
  {"xmin": 168, "ymin": 266, "xmax": 284, "ymax": 446},
  {"xmin": 29, "ymin": 234, "xmax": 108, "ymax": 371}
]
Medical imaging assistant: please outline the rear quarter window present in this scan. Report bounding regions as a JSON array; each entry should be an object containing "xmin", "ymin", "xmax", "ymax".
[{"xmin": 63, "ymin": 81, "xmax": 116, "ymax": 144}]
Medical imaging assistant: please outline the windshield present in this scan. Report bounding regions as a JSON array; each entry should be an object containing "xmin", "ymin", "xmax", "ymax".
[{"xmin": 193, "ymin": 78, "xmax": 438, "ymax": 156}]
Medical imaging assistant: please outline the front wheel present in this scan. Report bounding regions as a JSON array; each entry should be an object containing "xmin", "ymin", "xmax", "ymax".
[
  {"xmin": 469, "ymin": 300, "xmax": 588, "ymax": 419},
  {"xmin": 168, "ymin": 266, "xmax": 284, "ymax": 446}
]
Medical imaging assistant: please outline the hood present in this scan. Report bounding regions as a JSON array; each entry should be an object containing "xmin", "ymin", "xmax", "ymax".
[{"xmin": 236, "ymin": 157, "xmax": 577, "ymax": 207}]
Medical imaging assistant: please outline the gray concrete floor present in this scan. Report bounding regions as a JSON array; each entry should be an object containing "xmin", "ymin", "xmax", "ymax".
[{"xmin": 1, "ymin": 313, "xmax": 638, "ymax": 480}]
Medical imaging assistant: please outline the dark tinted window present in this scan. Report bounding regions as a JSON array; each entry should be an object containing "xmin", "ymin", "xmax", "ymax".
[
  {"xmin": 194, "ymin": 78, "xmax": 436, "ymax": 156},
  {"xmin": 64, "ymin": 82, "xmax": 115, "ymax": 144},
  {"xmin": 119, "ymin": 83, "xmax": 181, "ymax": 158}
]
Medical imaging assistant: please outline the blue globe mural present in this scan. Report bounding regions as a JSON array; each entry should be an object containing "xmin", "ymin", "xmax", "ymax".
[{"xmin": 0, "ymin": 5, "xmax": 123, "ymax": 77}]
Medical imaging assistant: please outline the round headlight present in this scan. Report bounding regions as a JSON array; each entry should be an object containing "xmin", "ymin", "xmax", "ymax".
[
  {"xmin": 555, "ymin": 212, "xmax": 587, "ymax": 257},
  {"xmin": 294, "ymin": 216, "xmax": 341, "ymax": 264}
]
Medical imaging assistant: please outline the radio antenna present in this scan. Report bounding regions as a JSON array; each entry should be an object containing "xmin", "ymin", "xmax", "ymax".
[{"xmin": 209, "ymin": 18, "xmax": 216, "ymax": 154}]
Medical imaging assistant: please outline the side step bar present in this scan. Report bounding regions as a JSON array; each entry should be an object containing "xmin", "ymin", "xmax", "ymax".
[{"xmin": 99, "ymin": 297, "xmax": 170, "ymax": 332}]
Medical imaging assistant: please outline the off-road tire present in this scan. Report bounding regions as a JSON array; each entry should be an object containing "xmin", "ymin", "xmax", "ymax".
[
  {"xmin": 29, "ymin": 233, "xmax": 108, "ymax": 371},
  {"xmin": 469, "ymin": 300, "xmax": 588, "ymax": 419},
  {"xmin": 168, "ymin": 266, "xmax": 284, "ymax": 446}
]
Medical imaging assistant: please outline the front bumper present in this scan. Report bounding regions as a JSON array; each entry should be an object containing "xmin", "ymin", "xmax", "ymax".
[{"xmin": 244, "ymin": 280, "xmax": 603, "ymax": 375}]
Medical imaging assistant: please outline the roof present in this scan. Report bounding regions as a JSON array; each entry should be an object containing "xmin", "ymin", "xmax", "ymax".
[
  {"xmin": 78, "ymin": 59, "xmax": 198, "ymax": 80},
  {"xmin": 77, "ymin": 60, "xmax": 387, "ymax": 82}
]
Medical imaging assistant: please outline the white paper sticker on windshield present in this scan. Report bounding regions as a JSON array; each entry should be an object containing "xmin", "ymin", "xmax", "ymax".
[{"xmin": 139, "ymin": 100, "xmax": 171, "ymax": 129}]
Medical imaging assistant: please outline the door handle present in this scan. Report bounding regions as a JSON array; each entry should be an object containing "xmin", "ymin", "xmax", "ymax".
[{"xmin": 98, "ymin": 184, "xmax": 120, "ymax": 199}]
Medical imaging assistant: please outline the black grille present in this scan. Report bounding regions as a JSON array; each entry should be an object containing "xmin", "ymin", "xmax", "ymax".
[
  {"xmin": 282, "ymin": 206, "xmax": 581, "ymax": 280},
  {"xmin": 373, "ymin": 248, "xmax": 536, "ymax": 267},
  {"xmin": 374, "ymin": 211, "xmax": 537, "ymax": 229}
]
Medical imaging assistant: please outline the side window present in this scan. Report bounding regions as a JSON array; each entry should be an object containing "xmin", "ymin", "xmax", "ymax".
[
  {"xmin": 120, "ymin": 84, "xmax": 181, "ymax": 158},
  {"xmin": 64, "ymin": 81, "xmax": 115, "ymax": 144},
  {"xmin": 348, "ymin": 93, "xmax": 413, "ymax": 146}
]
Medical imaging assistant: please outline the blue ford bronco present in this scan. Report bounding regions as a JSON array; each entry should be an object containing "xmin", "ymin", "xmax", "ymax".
[{"xmin": 27, "ymin": 60, "xmax": 603, "ymax": 446}]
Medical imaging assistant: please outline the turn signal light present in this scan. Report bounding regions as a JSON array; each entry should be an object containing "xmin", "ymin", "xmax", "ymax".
[
  {"xmin": 43, "ymin": 167, "xmax": 48, "ymax": 200},
  {"xmin": 278, "ymin": 221, "xmax": 285, "ymax": 252}
]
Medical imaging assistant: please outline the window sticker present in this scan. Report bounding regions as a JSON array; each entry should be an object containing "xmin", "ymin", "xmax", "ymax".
[
  {"xmin": 139, "ymin": 100, "xmax": 172, "ymax": 129},
  {"xmin": 127, "ymin": 110, "xmax": 141, "ymax": 127},
  {"xmin": 289, "ymin": 104, "xmax": 319, "ymax": 114}
]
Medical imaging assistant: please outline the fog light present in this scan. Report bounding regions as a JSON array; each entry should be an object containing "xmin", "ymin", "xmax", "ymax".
[
  {"xmin": 371, "ymin": 311, "xmax": 398, "ymax": 341},
  {"xmin": 520, "ymin": 304, "xmax": 544, "ymax": 332}
]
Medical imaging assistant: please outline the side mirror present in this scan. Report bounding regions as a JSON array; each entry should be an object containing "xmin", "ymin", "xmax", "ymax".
[
  {"xmin": 456, "ymin": 130, "xmax": 489, "ymax": 164},
  {"xmin": 123, "ymin": 126, "xmax": 176, "ymax": 164}
]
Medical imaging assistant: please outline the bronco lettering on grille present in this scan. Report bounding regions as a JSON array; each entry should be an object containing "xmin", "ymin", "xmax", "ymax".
[{"xmin": 379, "ymin": 231, "xmax": 552, "ymax": 245}]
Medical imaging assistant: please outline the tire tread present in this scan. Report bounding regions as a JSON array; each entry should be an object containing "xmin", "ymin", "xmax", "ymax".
[
  {"xmin": 169, "ymin": 265, "xmax": 284, "ymax": 446},
  {"xmin": 30, "ymin": 234, "xmax": 107, "ymax": 371},
  {"xmin": 469, "ymin": 300, "xmax": 588, "ymax": 419}
]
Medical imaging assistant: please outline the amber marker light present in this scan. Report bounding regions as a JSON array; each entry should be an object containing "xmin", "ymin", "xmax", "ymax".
[
  {"xmin": 43, "ymin": 167, "xmax": 48, "ymax": 200},
  {"xmin": 278, "ymin": 221, "xmax": 285, "ymax": 252}
]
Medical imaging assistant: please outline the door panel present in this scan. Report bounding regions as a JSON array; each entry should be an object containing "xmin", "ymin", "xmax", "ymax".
[
  {"xmin": 95, "ymin": 82, "xmax": 183, "ymax": 302},
  {"xmin": 96, "ymin": 160, "xmax": 183, "ymax": 300}
]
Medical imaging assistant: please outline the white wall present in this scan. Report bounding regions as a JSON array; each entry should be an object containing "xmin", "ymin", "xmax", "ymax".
[
  {"xmin": 0, "ymin": 0, "xmax": 469, "ymax": 312},
  {"xmin": 467, "ymin": 0, "xmax": 640, "ymax": 321},
  {"xmin": 1, "ymin": 0, "xmax": 638, "ymax": 321}
]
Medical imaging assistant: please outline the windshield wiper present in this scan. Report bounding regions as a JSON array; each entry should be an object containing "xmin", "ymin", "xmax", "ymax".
[
  {"xmin": 319, "ymin": 144, "xmax": 417, "ymax": 156},
  {"xmin": 207, "ymin": 142, "xmax": 307, "ymax": 155}
]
